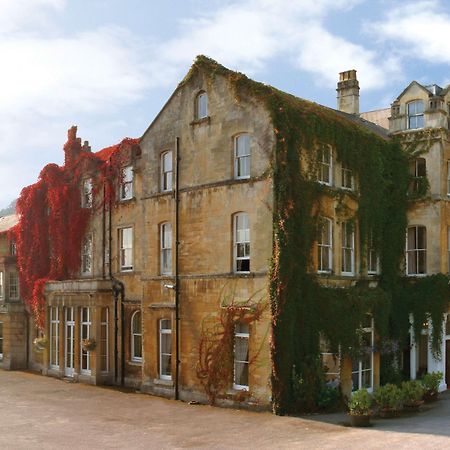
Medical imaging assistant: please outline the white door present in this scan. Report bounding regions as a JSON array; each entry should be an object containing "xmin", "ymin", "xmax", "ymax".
[{"xmin": 65, "ymin": 307, "xmax": 75, "ymax": 377}]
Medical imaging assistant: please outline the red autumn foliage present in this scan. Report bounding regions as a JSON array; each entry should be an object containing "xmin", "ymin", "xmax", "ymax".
[{"xmin": 15, "ymin": 126, "xmax": 139, "ymax": 328}]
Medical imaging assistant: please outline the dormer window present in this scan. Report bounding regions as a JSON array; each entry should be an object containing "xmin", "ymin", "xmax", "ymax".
[
  {"xmin": 196, "ymin": 91, "xmax": 208, "ymax": 119},
  {"xmin": 407, "ymin": 100, "xmax": 424, "ymax": 130}
]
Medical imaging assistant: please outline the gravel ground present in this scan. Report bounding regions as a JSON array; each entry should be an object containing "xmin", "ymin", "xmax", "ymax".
[{"xmin": 0, "ymin": 370, "xmax": 449, "ymax": 449}]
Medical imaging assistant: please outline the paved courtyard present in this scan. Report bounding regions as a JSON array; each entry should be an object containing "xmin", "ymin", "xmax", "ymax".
[{"xmin": 0, "ymin": 370, "xmax": 449, "ymax": 449}]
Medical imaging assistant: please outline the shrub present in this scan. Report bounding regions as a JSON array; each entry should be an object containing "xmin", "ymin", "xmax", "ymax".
[
  {"xmin": 317, "ymin": 386, "xmax": 341, "ymax": 410},
  {"xmin": 348, "ymin": 389, "xmax": 372, "ymax": 416},
  {"xmin": 373, "ymin": 383, "xmax": 403, "ymax": 410},
  {"xmin": 421, "ymin": 372, "xmax": 443, "ymax": 395},
  {"xmin": 401, "ymin": 380, "xmax": 424, "ymax": 405}
]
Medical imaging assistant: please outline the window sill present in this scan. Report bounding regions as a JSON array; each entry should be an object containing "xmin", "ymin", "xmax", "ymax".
[
  {"xmin": 190, "ymin": 116, "xmax": 210, "ymax": 126},
  {"xmin": 153, "ymin": 378, "xmax": 173, "ymax": 387},
  {"xmin": 118, "ymin": 196, "xmax": 136, "ymax": 204},
  {"xmin": 129, "ymin": 360, "xmax": 142, "ymax": 366}
]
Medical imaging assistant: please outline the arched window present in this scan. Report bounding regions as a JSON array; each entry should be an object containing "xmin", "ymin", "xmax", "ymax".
[
  {"xmin": 407, "ymin": 100, "xmax": 424, "ymax": 129},
  {"xmin": 233, "ymin": 213, "xmax": 250, "ymax": 273},
  {"xmin": 195, "ymin": 91, "xmax": 208, "ymax": 119},
  {"xmin": 318, "ymin": 217, "xmax": 332, "ymax": 273},
  {"xmin": 234, "ymin": 134, "xmax": 251, "ymax": 179},
  {"xmin": 131, "ymin": 311, "xmax": 142, "ymax": 362},
  {"xmin": 407, "ymin": 226, "xmax": 426, "ymax": 275}
]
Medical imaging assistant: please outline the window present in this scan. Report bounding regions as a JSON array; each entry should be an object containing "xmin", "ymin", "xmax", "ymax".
[
  {"xmin": 407, "ymin": 100, "xmax": 424, "ymax": 130},
  {"xmin": 234, "ymin": 213, "xmax": 250, "ymax": 273},
  {"xmin": 367, "ymin": 233, "xmax": 379, "ymax": 275},
  {"xmin": 80, "ymin": 307, "xmax": 91, "ymax": 374},
  {"xmin": 9, "ymin": 272, "xmax": 19, "ymax": 299},
  {"xmin": 447, "ymin": 161, "xmax": 450, "ymax": 196},
  {"xmin": 81, "ymin": 234, "xmax": 93, "ymax": 275},
  {"xmin": 100, "ymin": 307, "xmax": 109, "ymax": 372},
  {"xmin": 161, "ymin": 151, "xmax": 173, "ymax": 192},
  {"xmin": 119, "ymin": 166, "xmax": 133, "ymax": 201},
  {"xmin": 50, "ymin": 307, "xmax": 59, "ymax": 369},
  {"xmin": 318, "ymin": 218, "xmax": 332, "ymax": 273},
  {"xmin": 81, "ymin": 178, "xmax": 93, "ymax": 208},
  {"xmin": 320, "ymin": 335, "xmax": 340, "ymax": 386},
  {"xmin": 0, "ymin": 272, "xmax": 3, "ymax": 299},
  {"xmin": 341, "ymin": 163, "xmax": 353, "ymax": 190},
  {"xmin": 341, "ymin": 221, "xmax": 354, "ymax": 275},
  {"xmin": 159, "ymin": 319, "xmax": 172, "ymax": 380},
  {"xmin": 407, "ymin": 226, "xmax": 426, "ymax": 275},
  {"xmin": 196, "ymin": 91, "xmax": 208, "ymax": 119},
  {"xmin": 131, "ymin": 311, "xmax": 142, "ymax": 363},
  {"xmin": 351, "ymin": 316, "xmax": 374, "ymax": 392},
  {"xmin": 0, "ymin": 322, "xmax": 3, "ymax": 359},
  {"xmin": 160, "ymin": 223, "xmax": 172, "ymax": 275},
  {"xmin": 119, "ymin": 227, "xmax": 133, "ymax": 271},
  {"xmin": 409, "ymin": 158, "xmax": 426, "ymax": 194},
  {"xmin": 10, "ymin": 240, "xmax": 16, "ymax": 256},
  {"xmin": 234, "ymin": 134, "xmax": 251, "ymax": 179},
  {"xmin": 318, "ymin": 145, "xmax": 332, "ymax": 185},
  {"xmin": 233, "ymin": 322, "xmax": 249, "ymax": 390}
]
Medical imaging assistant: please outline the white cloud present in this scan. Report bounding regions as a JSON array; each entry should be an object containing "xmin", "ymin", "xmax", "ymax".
[{"xmin": 368, "ymin": 0, "xmax": 450, "ymax": 64}]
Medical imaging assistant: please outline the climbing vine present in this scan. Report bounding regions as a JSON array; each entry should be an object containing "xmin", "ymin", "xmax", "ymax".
[
  {"xmin": 15, "ymin": 126, "xmax": 139, "ymax": 327},
  {"xmin": 186, "ymin": 56, "xmax": 449, "ymax": 414}
]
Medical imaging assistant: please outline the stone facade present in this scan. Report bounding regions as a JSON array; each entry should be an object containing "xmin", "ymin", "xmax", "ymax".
[{"xmin": 0, "ymin": 215, "xmax": 27, "ymax": 370}]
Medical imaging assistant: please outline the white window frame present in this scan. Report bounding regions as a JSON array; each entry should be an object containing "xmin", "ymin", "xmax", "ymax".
[
  {"xmin": 196, "ymin": 91, "xmax": 208, "ymax": 119},
  {"xmin": 406, "ymin": 225, "xmax": 427, "ymax": 276},
  {"xmin": 119, "ymin": 166, "xmax": 133, "ymax": 201},
  {"xmin": 318, "ymin": 218, "xmax": 332, "ymax": 273},
  {"xmin": 0, "ymin": 321, "xmax": 3, "ymax": 360},
  {"xmin": 234, "ymin": 213, "xmax": 250, "ymax": 273},
  {"xmin": 341, "ymin": 164, "xmax": 354, "ymax": 190},
  {"xmin": 119, "ymin": 227, "xmax": 133, "ymax": 272},
  {"xmin": 50, "ymin": 306, "xmax": 59, "ymax": 369},
  {"xmin": 80, "ymin": 307, "xmax": 91, "ymax": 375},
  {"xmin": 318, "ymin": 145, "xmax": 332, "ymax": 186},
  {"xmin": 100, "ymin": 307, "xmax": 109, "ymax": 373},
  {"xmin": 8, "ymin": 272, "xmax": 19, "ymax": 299},
  {"xmin": 233, "ymin": 322, "xmax": 249, "ymax": 391},
  {"xmin": 159, "ymin": 319, "xmax": 172, "ymax": 380},
  {"xmin": 341, "ymin": 221, "xmax": 355, "ymax": 276},
  {"xmin": 131, "ymin": 311, "xmax": 142, "ymax": 363},
  {"xmin": 10, "ymin": 240, "xmax": 16, "ymax": 256},
  {"xmin": 160, "ymin": 222, "xmax": 172, "ymax": 275},
  {"xmin": 407, "ymin": 100, "xmax": 424, "ymax": 130},
  {"xmin": 367, "ymin": 233, "xmax": 380, "ymax": 275},
  {"xmin": 234, "ymin": 134, "xmax": 251, "ymax": 180},
  {"xmin": 351, "ymin": 317, "xmax": 374, "ymax": 392},
  {"xmin": 161, "ymin": 151, "xmax": 173, "ymax": 192},
  {"xmin": 81, "ymin": 178, "xmax": 93, "ymax": 208},
  {"xmin": 81, "ymin": 233, "xmax": 93, "ymax": 276}
]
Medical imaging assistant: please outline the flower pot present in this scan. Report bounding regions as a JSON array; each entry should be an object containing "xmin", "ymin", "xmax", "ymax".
[
  {"xmin": 379, "ymin": 407, "xmax": 400, "ymax": 418},
  {"xmin": 403, "ymin": 400, "xmax": 424, "ymax": 410},
  {"xmin": 349, "ymin": 414, "xmax": 371, "ymax": 427}
]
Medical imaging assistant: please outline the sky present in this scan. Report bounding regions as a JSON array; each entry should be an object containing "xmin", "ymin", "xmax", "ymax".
[{"xmin": 2, "ymin": 0, "xmax": 450, "ymax": 209}]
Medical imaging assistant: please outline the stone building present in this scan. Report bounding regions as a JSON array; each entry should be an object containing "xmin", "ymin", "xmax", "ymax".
[{"xmin": 0, "ymin": 214, "xmax": 27, "ymax": 370}]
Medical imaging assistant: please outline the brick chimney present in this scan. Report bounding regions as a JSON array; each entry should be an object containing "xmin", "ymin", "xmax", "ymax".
[{"xmin": 337, "ymin": 70, "xmax": 359, "ymax": 115}]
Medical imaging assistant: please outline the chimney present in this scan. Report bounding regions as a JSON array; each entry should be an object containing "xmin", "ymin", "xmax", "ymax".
[
  {"xmin": 82, "ymin": 140, "xmax": 91, "ymax": 152},
  {"xmin": 337, "ymin": 70, "xmax": 359, "ymax": 115}
]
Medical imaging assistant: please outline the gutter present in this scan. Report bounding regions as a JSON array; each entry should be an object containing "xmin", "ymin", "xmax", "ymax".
[{"xmin": 175, "ymin": 137, "xmax": 181, "ymax": 400}]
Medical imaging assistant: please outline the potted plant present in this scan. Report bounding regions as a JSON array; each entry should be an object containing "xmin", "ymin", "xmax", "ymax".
[
  {"xmin": 347, "ymin": 388, "xmax": 372, "ymax": 427},
  {"xmin": 81, "ymin": 338, "xmax": 96, "ymax": 352},
  {"xmin": 373, "ymin": 383, "xmax": 402, "ymax": 418},
  {"xmin": 401, "ymin": 380, "xmax": 424, "ymax": 409},
  {"xmin": 421, "ymin": 372, "xmax": 443, "ymax": 402}
]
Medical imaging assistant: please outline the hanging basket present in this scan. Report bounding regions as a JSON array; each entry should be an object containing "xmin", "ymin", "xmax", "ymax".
[
  {"xmin": 33, "ymin": 337, "xmax": 48, "ymax": 353},
  {"xmin": 82, "ymin": 338, "xmax": 96, "ymax": 351}
]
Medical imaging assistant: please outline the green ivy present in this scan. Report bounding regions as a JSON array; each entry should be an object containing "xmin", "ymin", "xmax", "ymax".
[{"xmin": 186, "ymin": 56, "xmax": 449, "ymax": 414}]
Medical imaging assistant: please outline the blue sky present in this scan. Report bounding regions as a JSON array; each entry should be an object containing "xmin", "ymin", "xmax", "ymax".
[{"xmin": 2, "ymin": 0, "xmax": 450, "ymax": 209}]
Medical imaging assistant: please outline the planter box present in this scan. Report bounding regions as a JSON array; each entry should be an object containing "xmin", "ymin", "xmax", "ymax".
[{"xmin": 348, "ymin": 414, "xmax": 371, "ymax": 427}]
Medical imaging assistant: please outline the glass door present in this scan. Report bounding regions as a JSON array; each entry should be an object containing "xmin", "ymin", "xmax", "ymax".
[{"xmin": 65, "ymin": 307, "xmax": 75, "ymax": 377}]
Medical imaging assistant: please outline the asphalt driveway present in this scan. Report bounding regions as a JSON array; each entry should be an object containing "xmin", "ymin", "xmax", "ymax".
[{"xmin": 0, "ymin": 370, "xmax": 449, "ymax": 449}]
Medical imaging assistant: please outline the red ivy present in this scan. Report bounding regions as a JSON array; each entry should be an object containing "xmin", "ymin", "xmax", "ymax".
[{"xmin": 15, "ymin": 126, "xmax": 139, "ymax": 328}]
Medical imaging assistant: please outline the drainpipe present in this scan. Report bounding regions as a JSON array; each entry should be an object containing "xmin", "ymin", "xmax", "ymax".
[{"xmin": 175, "ymin": 137, "xmax": 180, "ymax": 400}]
